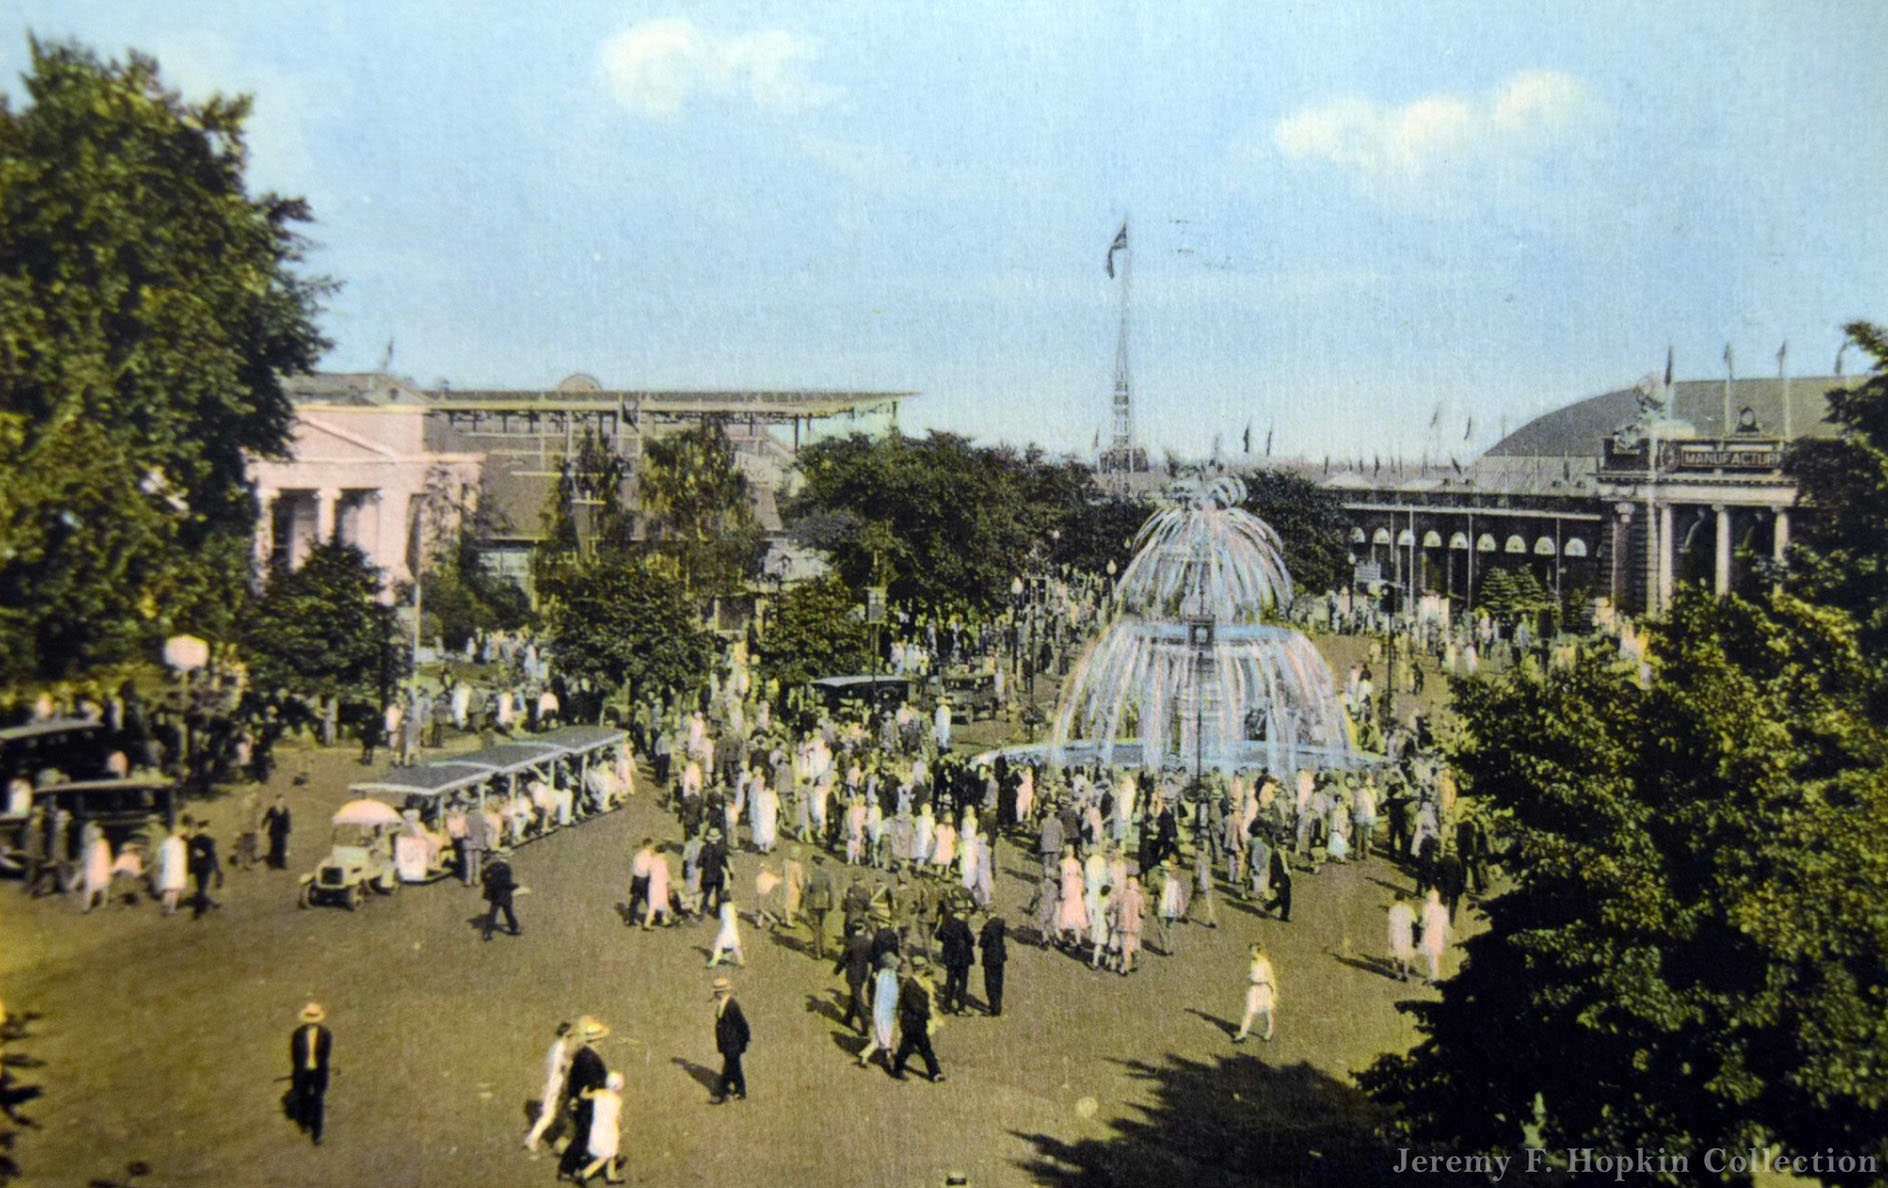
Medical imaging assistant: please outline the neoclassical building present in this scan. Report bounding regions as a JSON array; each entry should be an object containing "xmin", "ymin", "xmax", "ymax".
[
  {"xmin": 1329, "ymin": 373, "xmax": 1861, "ymax": 616},
  {"xmin": 250, "ymin": 371, "xmax": 911, "ymax": 592}
]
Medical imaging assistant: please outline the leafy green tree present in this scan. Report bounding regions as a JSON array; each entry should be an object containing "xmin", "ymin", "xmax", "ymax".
[
  {"xmin": 241, "ymin": 542, "xmax": 406, "ymax": 708},
  {"xmin": 0, "ymin": 39, "xmax": 329, "ymax": 682},
  {"xmin": 639, "ymin": 418, "xmax": 764, "ymax": 598},
  {"xmin": 756, "ymin": 573, "xmax": 873, "ymax": 689},
  {"xmin": 540, "ymin": 552, "xmax": 713, "ymax": 701},
  {"xmin": 1363, "ymin": 323, "xmax": 1888, "ymax": 1184},
  {"xmin": 789, "ymin": 432, "xmax": 1138, "ymax": 613},
  {"xmin": 413, "ymin": 468, "xmax": 529, "ymax": 650},
  {"xmin": 1787, "ymin": 320, "xmax": 1888, "ymax": 717},
  {"xmin": 530, "ymin": 429, "xmax": 632, "ymax": 603},
  {"xmin": 1239, "ymin": 468, "xmax": 1350, "ymax": 594}
]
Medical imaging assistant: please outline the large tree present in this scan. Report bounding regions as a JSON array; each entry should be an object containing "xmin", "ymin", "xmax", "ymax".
[
  {"xmin": 788, "ymin": 431, "xmax": 1140, "ymax": 613},
  {"xmin": 241, "ymin": 542, "xmax": 406, "ymax": 708},
  {"xmin": 755, "ymin": 573, "xmax": 873, "ymax": 689},
  {"xmin": 0, "ymin": 39, "xmax": 329, "ymax": 682},
  {"xmin": 539, "ymin": 551, "xmax": 714, "ymax": 702},
  {"xmin": 1238, "ymin": 468, "xmax": 1350, "ymax": 596},
  {"xmin": 1361, "ymin": 327, "xmax": 1888, "ymax": 1185},
  {"xmin": 639, "ymin": 418, "xmax": 764, "ymax": 599}
]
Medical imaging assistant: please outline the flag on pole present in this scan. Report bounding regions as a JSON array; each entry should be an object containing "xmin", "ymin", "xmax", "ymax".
[
  {"xmin": 1449, "ymin": 456, "xmax": 1463, "ymax": 475},
  {"xmin": 1664, "ymin": 345, "xmax": 1674, "ymax": 389},
  {"xmin": 1242, "ymin": 423, "xmax": 1251, "ymax": 454},
  {"xmin": 1777, "ymin": 340, "xmax": 1788, "ymax": 377},
  {"xmin": 1105, "ymin": 222, "xmax": 1128, "ymax": 278},
  {"xmin": 1429, "ymin": 403, "xmax": 1442, "ymax": 430},
  {"xmin": 1723, "ymin": 342, "xmax": 1734, "ymax": 379},
  {"xmin": 1836, "ymin": 342, "xmax": 1848, "ymax": 377},
  {"xmin": 1463, "ymin": 416, "xmax": 1474, "ymax": 441},
  {"xmin": 1322, "ymin": 455, "xmax": 1329, "ymax": 474},
  {"xmin": 1264, "ymin": 426, "xmax": 1274, "ymax": 457}
]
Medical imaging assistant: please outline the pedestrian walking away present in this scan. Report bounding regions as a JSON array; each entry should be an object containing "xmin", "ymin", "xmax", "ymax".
[{"xmin": 1233, "ymin": 943, "xmax": 1277, "ymax": 1042}]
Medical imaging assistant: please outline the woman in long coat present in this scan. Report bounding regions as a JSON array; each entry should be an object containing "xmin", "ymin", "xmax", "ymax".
[{"xmin": 856, "ymin": 952, "xmax": 902, "ymax": 1069}]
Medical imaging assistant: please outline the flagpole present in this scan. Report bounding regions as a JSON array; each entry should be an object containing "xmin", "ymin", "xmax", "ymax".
[{"xmin": 1779, "ymin": 342, "xmax": 1791, "ymax": 443}]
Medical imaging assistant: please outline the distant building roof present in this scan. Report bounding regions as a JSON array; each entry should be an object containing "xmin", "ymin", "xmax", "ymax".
[{"xmin": 1487, "ymin": 375, "xmax": 1861, "ymax": 458}]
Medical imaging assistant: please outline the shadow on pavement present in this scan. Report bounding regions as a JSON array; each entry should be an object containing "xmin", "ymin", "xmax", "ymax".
[{"xmin": 1013, "ymin": 1052, "xmax": 1476, "ymax": 1188}]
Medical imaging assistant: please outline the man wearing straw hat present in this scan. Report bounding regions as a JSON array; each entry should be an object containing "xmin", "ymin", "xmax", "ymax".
[
  {"xmin": 287, "ymin": 1002, "xmax": 332, "ymax": 1145},
  {"xmin": 709, "ymin": 978, "xmax": 749, "ymax": 1104}
]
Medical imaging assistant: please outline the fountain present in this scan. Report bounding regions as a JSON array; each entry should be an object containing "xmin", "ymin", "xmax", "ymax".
[{"xmin": 1013, "ymin": 472, "xmax": 1370, "ymax": 776}]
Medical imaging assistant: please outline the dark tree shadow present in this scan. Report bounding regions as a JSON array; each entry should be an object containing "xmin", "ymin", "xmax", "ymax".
[
  {"xmin": 669, "ymin": 1056, "xmax": 719, "ymax": 1094},
  {"xmin": 1014, "ymin": 1053, "xmax": 1481, "ymax": 1187},
  {"xmin": 766, "ymin": 928, "xmax": 811, "ymax": 957}
]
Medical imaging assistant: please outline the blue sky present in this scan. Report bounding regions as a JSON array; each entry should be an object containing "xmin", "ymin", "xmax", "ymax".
[{"xmin": 7, "ymin": 1, "xmax": 1886, "ymax": 462}]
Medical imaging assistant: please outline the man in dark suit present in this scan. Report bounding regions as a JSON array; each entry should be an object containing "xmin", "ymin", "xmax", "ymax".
[
  {"xmin": 481, "ymin": 857, "xmax": 521, "ymax": 940},
  {"xmin": 288, "ymin": 1003, "xmax": 332, "ymax": 1145},
  {"xmin": 978, "ymin": 912, "xmax": 1008, "ymax": 1016},
  {"xmin": 937, "ymin": 908, "xmax": 976, "ymax": 1015},
  {"xmin": 711, "ymin": 978, "xmax": 749, "ymax": 1103},
  {"xmin": 187, "ymin": 821, "xmax": 223, "ymax": 918},
  {"xmin": 558, "ymin": 1017, "xmax": 610, "ymax": 1179},
  {"xmin": 262, "ymin": 794, "xmax": 292, "ymax": 870},
  {"xmin": 835, "ymin": 922, "xmax": 875, "ymax": 1034},
  {"xmin": 891, "ymin": 959, "xmax": 945, "ymax": 1083}
]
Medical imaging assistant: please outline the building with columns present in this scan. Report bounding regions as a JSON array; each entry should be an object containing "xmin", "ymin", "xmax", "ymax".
[
  {"xmin": 251, "ymin": 371, "xmax": 911, "ymax": 594},
  {"xmin": 250, "ymin": 373, "xmax": 483, "ymax": 590},
  {"xmin": 1328, "ymin": 373, "xmax": 1861, "ymax": 616}
]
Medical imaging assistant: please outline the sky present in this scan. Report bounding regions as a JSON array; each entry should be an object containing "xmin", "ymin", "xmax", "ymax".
[{"xmin": 6, "ymin": 1, "xmax": 1887, "ymax": 463}]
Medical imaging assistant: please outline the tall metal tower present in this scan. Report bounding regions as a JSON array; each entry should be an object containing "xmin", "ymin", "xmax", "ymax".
[{"xmin": 1101, "ymin": 220, "xmax": 1148, "ymax": 475}]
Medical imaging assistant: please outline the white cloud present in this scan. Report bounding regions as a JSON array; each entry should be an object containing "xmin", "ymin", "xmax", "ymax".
[
  {"xmin": 599, "ymin": 18, "xmax": 838, "ymax": 119},
  {"xmin": 1272, "ymin": 69, "xmax": 1608, "ymax": 212}
]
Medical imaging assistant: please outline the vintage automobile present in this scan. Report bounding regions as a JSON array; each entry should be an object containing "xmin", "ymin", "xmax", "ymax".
[
  {"xmin": 808, "ymin": 674, "xmax": 913, "ymax": 717},
  {"xmin": 941, "ymin": 669, "xmax": 1000, "ymax": 723},
  {"xmin": 0, "ymin": 776, "xmax": 176, "ymax": 881},
  {"xmin": 298, "ymin": 798, "xmax": 404, "ymax": 909}
]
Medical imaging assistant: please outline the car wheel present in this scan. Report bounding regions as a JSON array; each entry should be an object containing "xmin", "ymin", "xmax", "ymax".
[
  {"xmin": 346, "ymin": 883, "xmax": 364, "ymax": 911},
  {"xmin": 377, "ymin": 873, "xmax": 398, "ymax": 895},
  {"xmin": 297, "ymin": 883, "xmax": 312, "ymax": 909}
]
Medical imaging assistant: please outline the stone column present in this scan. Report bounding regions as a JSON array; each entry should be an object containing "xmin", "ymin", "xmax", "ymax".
[
  {"xmin": 1713, "ymin": 505, "xmax": 1733, "ymax": 595},
  {"xmin": 1772, "ymin": 507, "xmax": 1791, "ymax": 564},
  {"xmin": 254, "ymin": 487, "xmax": 277, "ymax": 575},
  {"xmin": 1656, "ymin": 502, "xmax": 1675, "ymax": 611},
  {"xmin": 315, "ymin": 486, "xmax": 339, "ymax": 545},
  {"xmin": 1611, "ymin": 504, "xmax": 1633, "ymax": 609}
]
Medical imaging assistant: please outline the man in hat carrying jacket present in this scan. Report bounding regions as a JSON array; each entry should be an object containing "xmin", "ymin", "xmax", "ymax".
[
  {"xmin": 558, "ymin": 1016, "xmax": 610, "ymax": 1179},
  {"xmin": 287, "ymin": 1002, "xmax": 332, "ymax": 1145}
]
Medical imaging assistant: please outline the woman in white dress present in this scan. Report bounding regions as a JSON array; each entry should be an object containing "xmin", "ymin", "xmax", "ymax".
[
  {"xmin": 752, "ymin": 780, "xmax": 779, "ymax": 853},
  {"xmin": 930, "ymin": 818, "xmax": 956, "ymax": 875},
  {"xmin": 707, "ymin": 898, "xmax": 745, "ymax": 966},
  {"xmin": 1420, "ymin": 887, "xmax": 1450, "ymax": 983},
  {"xmin": 645, "ymin": 847, "xmax": 673, "ymax": 927},
  {"xmin": 914, "ymin": 804, "xmax": 936, "ymax": 867},
  {"xmin": 154, "ymin": 823, "xmax": 188, "ymax": 915},
  {"xmin": 1387, "ymin": 895, "xmax": 1416, "ymax": 982},
  {"xmin": 578, "ymin": 1071, "xmax": 626, "ymax": 1183},
  {"xmin": 78, "ymin": 821, "xmax": 111, "ymax": 912},
  {"xmin": 1233, "ymin": 942, "xmax": 1277, "ymax": 1042}
]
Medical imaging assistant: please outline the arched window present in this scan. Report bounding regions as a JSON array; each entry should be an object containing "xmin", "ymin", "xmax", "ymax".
[
  {"xmin": 1350, "ymin": 527, "xmax": 1367, "ymax": 544},
  {"xmin": 1449, "ymin": 532, "xmax": 1470, "ymax": 550},
  {"xmin": 1476, "ymin": 533, "xmax": 1497, "ymax": 553},
  {"xmin": 1504, "ymin": 534, "xmax": 1528, "ymax": 554},
  {"xmin": 1564, "ymin": 538, "xmax": 1589, "ymax": 558},
  {"xmin": 1372, "ymin": 527, "xmax": 1393, "ymax": 545},
  {"xmin": 1534, "ymin": 536, "xmax": 1557, "ymax": 556},
  {"xmin": 1396, "ymin": 528, "xmax": 1416, "ymax": 546},
  {"xmin": 1422, "ymin": 530, "xmax": 1443, "ymax": 548}
]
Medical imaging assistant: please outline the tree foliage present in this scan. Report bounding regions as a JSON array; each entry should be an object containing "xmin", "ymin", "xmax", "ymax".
[
  {"xmin": 539, "ymin": 552, "xmax": 713, "ymax": 701},
  {"xmin": 1362, "ymin": 321, "xmax": 1888, "ymax": 1185},
  {"xmin": 788, "ymin": 431, "xmax": 1145, "ymax": 614},
  {"xmin": 0, "ymin": 39, "xmax": 329, "ymax": 682},
  {"xmin": 1786, "ymin": 320, "xmax": 1888, "ymax": 718},
  {"xmin": 639, "ymin": 418, "xmax": 764, "ymax": 598},
  {"xmin": 756, "ymin": 573, "xmax": 873, "ymax": 689},
  {"xmin": 241, "ymin": 542, "xmax": 406, "ymax": 707},
  {"xmin": 1239, "ymin": 468, "xmax": 1350, "ymax": 594}
]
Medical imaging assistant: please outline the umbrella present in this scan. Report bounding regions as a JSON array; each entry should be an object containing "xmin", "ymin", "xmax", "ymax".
[{"xmin": 332, "ymin": 798, "xmax": 403, "ymax": 827}]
